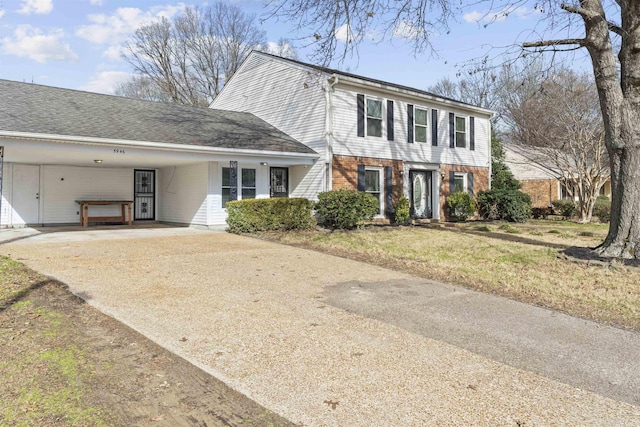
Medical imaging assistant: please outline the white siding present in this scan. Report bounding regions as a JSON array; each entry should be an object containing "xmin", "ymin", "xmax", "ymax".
[
  {"xmin": 42, "ymin": 165, "xmax": 133, "ymax": 224},
  {"xmin": 331, "ymin": 86, "xmax": 491, "ymax": 169},
  {"xmin": 158, "ymin": 163, "xmax": 208, "ymax": 226},
  {"xmin": 504, "ymin": 147, "xmax": 558, "ymax": 180}
]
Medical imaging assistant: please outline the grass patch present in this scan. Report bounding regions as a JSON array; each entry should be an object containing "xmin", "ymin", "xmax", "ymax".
[
  {"xmin": 475, "ymin": 225, "xmax": 493, "ymax": 232},
  {"xmin": 498, "ymin": 224, "xmax": 520, "ymax": 234},
  {"xmin": 269, "ymin": 222, "xmax": 640, "ymax": 330},
  {"xmin": 579, "ymin": 231, "xmax": 595, "ymax": 237}
]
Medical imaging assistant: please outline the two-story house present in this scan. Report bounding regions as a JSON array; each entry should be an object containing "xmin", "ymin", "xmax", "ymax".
[{"xmin": 212, "ymin": 51, "xmax": 493, "ymax": 221}]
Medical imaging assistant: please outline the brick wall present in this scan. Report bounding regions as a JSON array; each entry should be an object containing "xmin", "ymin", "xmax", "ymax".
[
  {"xmin": 439, "ymin": 164, "xmax": 490, "ymax": 220},
  {"xmin": 332, "ymin": 155, "xmax": 404, "ymax": 210},
  {"xmin": 520, "ymin": 179, "xmax": 559, "ymax": 208}
]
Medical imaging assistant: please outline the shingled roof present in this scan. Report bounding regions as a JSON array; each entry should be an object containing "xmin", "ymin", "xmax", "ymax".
[{"xmin": 0, "ymin": 79, "xmax": 316, "ymax": 155}]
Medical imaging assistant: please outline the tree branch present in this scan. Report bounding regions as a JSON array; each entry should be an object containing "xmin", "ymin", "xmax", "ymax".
[{"xmin": 523, "ymin": 39, "xmax": 587, "ymax": 48}]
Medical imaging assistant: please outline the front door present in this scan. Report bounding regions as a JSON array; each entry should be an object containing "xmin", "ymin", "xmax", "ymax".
[
  {"xmin": 410, "ymin": 170, "xmax": 432, "ymax": 219},
  {"xmin": 12, "ymin": 164, "xmax": 40, "ymax": 225},
  {"xmin": 134, "ymin": 169, "xmax": 155, "ymax": 220},
  {"xmin": 270, "ymin": 167, "xmax": 289, "ymax": 198}
]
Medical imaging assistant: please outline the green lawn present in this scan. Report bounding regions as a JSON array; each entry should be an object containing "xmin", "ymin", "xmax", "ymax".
[{"xmin": 268, "ymin": 220, "xmax": 640, "ymax": 330}]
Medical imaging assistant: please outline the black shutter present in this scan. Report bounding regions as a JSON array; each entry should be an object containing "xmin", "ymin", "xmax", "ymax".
[
  {"xmin": 449, "ymin": 112, "xmax": 455, "ymax": 148},
  {"xmin": 229, "ymin": 161, "xmax": 238, "ymax": 201},
  {"xmin": 469, "ymin": 116, "xmax": 475, "ymax": 151},
  {"xmin": 357, "ymin": 164, "xmax": 365, "ymax": 191},
  {"xmin": 431, "ymin": 109, "xmax": 438, "ymax": 146},
  {"xmin": 357, "ymin": 94, "xmax": 365, "ymax": 137},
  {"xmin": 449, "ymin": 170, "xmax": 455, "ymax": 194},
  {"xmin": 387, "ymin": 100, "xmax": 394, "ymax": 141},
  {"xmin": 407, "ymin": 104, "xmax": 414, "ymax": 143},
  {"xmin": 468, "ymin": 172, "xmax": 474, "ymax": 197},
  {"xmin": 385, "ymin": 166, "xmax": 393, "ymax": 219}
]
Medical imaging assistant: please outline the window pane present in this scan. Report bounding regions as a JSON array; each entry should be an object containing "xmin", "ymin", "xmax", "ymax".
[
  {"xmin": 415, "ymin": 126, "xmax": 427, "ymax": 143},
  {"xmin": 242, "ymin": 189, "xmax": 256, "ymax": 199},
  {"xmin": 454, "ymin": 174, "xmax": 465, "ymax": 193},
  {"xmin": 456, "ymin": 131, "xmax": 466, "ymax": 147},
  {"xmin": 222, "ymin": 188, "xmax": 230, "ymax": 207},
  {"xmin": 242, "ymin": 169, "xmax": 256, "ymax": 187},
  {"xmin": 415, "ymin": 108, "xmax": 428, "ymax": 125},
  {"xmin": 367, "ymin": 99, "xmax": 382, "ymax": 118},
  {"xmin": 365, "ymin": 170, "xmax": 380, "ymax": 192},
  {"xmin": 367, "ymin": 118, "xmax": 382, "ymax": 137},
  {"xmin": 456, "ymin": 116, "xmax": 466, "ymax": 132},
  {"xmin": 222, "ymin": 168, "xmax": 231, "ymax": 186}
]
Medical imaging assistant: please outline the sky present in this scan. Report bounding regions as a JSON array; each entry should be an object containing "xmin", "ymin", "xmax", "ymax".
[{"xmin": 0, "ymin": 0, "xmax": 588, "ymax": 96}]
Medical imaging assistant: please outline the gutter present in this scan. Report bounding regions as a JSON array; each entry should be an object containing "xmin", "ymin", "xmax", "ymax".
[{"xmin": 0, "ymin": 130, "xmax": 319, "ymax": 160}]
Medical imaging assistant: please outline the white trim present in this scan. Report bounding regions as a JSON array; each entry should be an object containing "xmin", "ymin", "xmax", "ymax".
[{"xmin": 0, "ymin": 131, "xmax": 319, "ymax": 161}]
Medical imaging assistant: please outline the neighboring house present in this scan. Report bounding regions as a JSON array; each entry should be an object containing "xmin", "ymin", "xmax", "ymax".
[
  {"xmin": 211, "ymin": 51, "xmax": 493, "ymax": 220},
  {"xmin": 502, "ymin": 142, "xmax": 611, "ymax": 208},
  {"xmin": 0, "ymin": 79, "xmax": 317, "ymax": 228}
]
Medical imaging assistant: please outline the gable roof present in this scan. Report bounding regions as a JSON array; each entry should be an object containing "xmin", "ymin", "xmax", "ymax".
[
  {"xmin": 0, "ymin": 79, "xmax": 316, "ymax": 155},
  {"xmin": 247, "ymin": 51, "xmax": 493, "ymax": 115}
]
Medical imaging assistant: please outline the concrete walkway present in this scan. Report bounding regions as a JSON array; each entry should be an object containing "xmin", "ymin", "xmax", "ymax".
[{"xmin": 1, "ymin": 227, "xmax": 639, "ymax": 426}]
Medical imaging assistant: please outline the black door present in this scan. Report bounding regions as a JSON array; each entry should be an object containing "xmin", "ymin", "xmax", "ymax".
[
  {"xmin": 134, "ymin": 169, "xmax": 155, "ymax": 220},
  {"xmin": 270, "ymin": 167, "xmax": 289, "ymax": 198}
]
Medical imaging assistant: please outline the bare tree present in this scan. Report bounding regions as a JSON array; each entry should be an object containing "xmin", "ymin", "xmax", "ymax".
[
  {"xmin": 267, "ymin": 0, "xmax": 640, "ymax": 258},
  {"xmin": 500, "ymin": 67, "xmax": 608, "ymax": 222},
  {"xmin": 121, "ymin": 3, "xmax": 266, "ymax": 107},
  {"xmin": 114, "ymin": 76, "xmax": 172, "ymax": 103}
]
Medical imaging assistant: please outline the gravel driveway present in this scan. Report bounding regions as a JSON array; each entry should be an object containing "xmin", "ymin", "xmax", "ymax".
[{"xmin": 1, "ymin": 226, "xmax": 639, "ymax": 426}]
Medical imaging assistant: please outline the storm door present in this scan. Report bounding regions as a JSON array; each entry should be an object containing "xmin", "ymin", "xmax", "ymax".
[
  {"xmin": 270, "ymin": 167, "xmax": 289, "ymax": 198},
  {"xmin": 410, "ymin": 170, "xmax": 432, "ymax": 219},
  {"xmin": 134, "ymin": 169, "xmax": 155, "ymax": 220}
]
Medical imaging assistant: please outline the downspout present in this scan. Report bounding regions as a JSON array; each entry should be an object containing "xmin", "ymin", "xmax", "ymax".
[{"xmin": 324, "ymin": 74, "xmax": 339, "ymax": 191}]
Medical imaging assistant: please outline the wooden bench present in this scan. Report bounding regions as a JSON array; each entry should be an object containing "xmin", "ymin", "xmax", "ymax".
[{"xmin": 76, "ymin": 200, "xmax": 134, "ymax": 227}]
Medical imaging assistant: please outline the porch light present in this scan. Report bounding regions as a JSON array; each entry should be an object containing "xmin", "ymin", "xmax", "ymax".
[
  {"xmin": 260, "ymin": 162, "xmax": 268, "ymax": 166},
  {"xmin": 94, "ymin": 159, "xmax": 103, "ymax": 164}
]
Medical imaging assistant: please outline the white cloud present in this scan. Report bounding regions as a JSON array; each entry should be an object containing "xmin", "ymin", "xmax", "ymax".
[
  {"xmin": 17, "ymin": 0, "xmax": 53, "ymax": 15},
  {"xmin": 464, "ymin": 6, "xmax": 534, "ymax": 24},
  {"xmin": 90, "ymin": 0, "xmax": 103, "ymax": 5},
  {"xmin": 335, "ymin": 24, "xmax": 354, "ymax": 43},
  {"xmin": 76, "ymin": 4, "xmax": 185, "ymax": 45},
  {"xmin": 393, "ymin": 21, "xmax": 424, "ymax": 40},
  {"xmin": 0, "ymin": 10, "xmax": 5, "ymax": 19},
  {"xmin": 1, "ymin": 25, "xmax": 78, "ymax": 63},
  {"xmin": 79, "ymin": 71, "xmax": 132, "ymax": 94},
  {"xmin": 103, "ymin": 45, "xmax": 124, "ymax": 61}
]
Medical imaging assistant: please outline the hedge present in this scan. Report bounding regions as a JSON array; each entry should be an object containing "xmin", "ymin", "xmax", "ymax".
[
  {"xmin": 315, "ymin": 189, "xmax": 379, "ymax": 230},
  {"xmin": 226, "ymin": 198, "xmax": 316, "ymax": 233},
  {"xmin": 477, "ymin": 189, "xmax": 532, "ymax": 223}
]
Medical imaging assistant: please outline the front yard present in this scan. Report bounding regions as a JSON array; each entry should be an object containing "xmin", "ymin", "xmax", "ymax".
[{"xmin": 267, "ymin": 220, "xmax": 640, "ymax": 330}]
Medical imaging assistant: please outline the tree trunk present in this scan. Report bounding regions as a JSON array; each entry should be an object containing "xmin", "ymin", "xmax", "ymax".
[{"xmin": 598, "ymin": 145, "xmax": 640, "ymax": 258}]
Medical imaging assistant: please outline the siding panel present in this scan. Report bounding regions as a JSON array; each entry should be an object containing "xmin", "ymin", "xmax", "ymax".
[{"xmin": 158, "ymin": 163, "xmax": 208, "ymax": 225}]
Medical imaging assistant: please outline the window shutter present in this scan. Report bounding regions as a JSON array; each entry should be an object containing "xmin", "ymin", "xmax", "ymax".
[
  {"xmin": 357, "ymin": 164, "xmax": 365, "ymax": 191},
  {"xmin": 357, "ymin": 94, "xmax": 365, "ymax": 137},
  {"xmin": 470, "ymin": 116, "xmax": 475, "ymax": 151},
  {"xmin": 407, "ymin": 104, "xmax": 414, "ymax": 143},
  {"xmin": 387, "ymin": 100, "xmax": 394, "ymax": 141},
  {"xmin": 468, "ymin": 172, "xmax": 474, "ymax": 197},
  {"xmin": 385, "ymin": 166, "xmax": 393, "ymax": 219},
  {"xmin": 229, "ymin": 161, "xmax": 238, "ymax": 201},
  {"xmin": 431, "ymin": 109, "xmax": 438, "ymax": 146},
  {"xmin": 449, "ymin": 112, "xmax": 455, "ymax": 148},
  {"xmin": 449, "ymin": 170, "xmax": 455, "ymax": 194}
]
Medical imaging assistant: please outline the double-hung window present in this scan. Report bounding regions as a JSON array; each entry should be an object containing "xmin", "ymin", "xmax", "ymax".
[
  {"xmin": 414, "ymin": 107, "xmax": 428, "ymax": 143},
  {"xmin": 366, "ymin": 98, "xmax": 383, "ymax": 137},
  {"xmin": 222, "ymin": 167, "xmax": 231, "ymax": 208},
  {"xmin": 454, "ymin": 172, "xmax": 466, "ymax": 193},
  {"xmin": 455, "ymin": 116, "xmax": 467, "ymax": 148},
  {"xmin": 365, "ymin": 168, "xmax": 383, "ymax": 215},
  {"xmin": 242, "ymin": 169, "xmax": 256, "ymax": 199}
]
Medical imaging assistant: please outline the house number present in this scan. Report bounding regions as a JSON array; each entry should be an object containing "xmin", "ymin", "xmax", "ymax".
[{"xmin": 113, "ymin": 149, "xmax": 125, "ymax": 154}]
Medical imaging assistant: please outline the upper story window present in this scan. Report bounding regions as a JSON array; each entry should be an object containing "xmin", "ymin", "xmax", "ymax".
[
  {"xmin": 455, "ymin": 116, "xmax": 467, "ymax": 148},
  {"xmin": 366, "ymin": 98, "xmax": 383, "ymax": 137},
  {"xmin": 415, "ymin": 107, "xmax": 428, "ymax": 143}
]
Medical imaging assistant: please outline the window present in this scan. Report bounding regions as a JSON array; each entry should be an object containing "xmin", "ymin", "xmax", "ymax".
[
  {"xmin": 454, "ymin": 172, "xmax": 466, "ymax": 193},
  {"xmin": 367, "ymin": 98, "xmax": 382, "ymax": 137},
  {"xmin": 455, "ymin": 116, "xmax": 466, "ymax": 148},
  {"xmin": 414, "ymin": 107, "xmax": 428, "ymax": 143},
  {"xmin": 222, "ymin": 167, "xmax": 231, "ymax": 207},
  {"xmin": 365, "ymin": 168, "xmax": 382, "ymax": 215},
  {"xmin": 242, "ymin": 169, "xmax": 256, "ymax": 199}
]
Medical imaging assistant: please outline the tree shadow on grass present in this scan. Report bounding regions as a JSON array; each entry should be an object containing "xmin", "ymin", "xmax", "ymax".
[
  {"xmin": 0, "ymin": 279, "xmax": 52, "ymax": 313},
  {"xmin": 431, "ymin": 225, "xmax": 569, "ymax": 250},
  {"xmin": 560, "ymin": 246, "xmax": 640, "ymax": 268}
]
